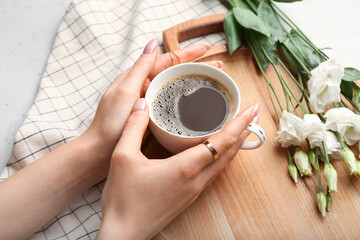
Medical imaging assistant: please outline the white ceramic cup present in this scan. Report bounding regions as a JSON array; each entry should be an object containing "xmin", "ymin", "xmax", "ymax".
[{"xmin": 145, "ymin": 63, "xmax": 265, "ymax": 154}]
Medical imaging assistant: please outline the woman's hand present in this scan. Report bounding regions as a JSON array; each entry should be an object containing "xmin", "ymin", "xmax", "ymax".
[
  {"xmin": 84, "ymin": 39, "xmax": 222, "ymax": 162},
  {"xmin": 0, "ymin": 41, "xmax": 222, "ymax": 240},
  {"xmin": 96, "ymin": 99, "xmax": 260, "ymax": 239}
]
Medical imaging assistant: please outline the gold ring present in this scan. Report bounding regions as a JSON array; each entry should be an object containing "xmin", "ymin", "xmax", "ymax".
[
  {"xmin": 169, "ymin": 49, "xmax": 182, "ymax": 66},
  {"xmin": 203, "ymin": 140, "xmax": 219, "ymax": 160}
]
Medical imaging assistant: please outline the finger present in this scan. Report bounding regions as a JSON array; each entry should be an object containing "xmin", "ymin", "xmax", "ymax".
[
  {"xmin": 206, "ymin": 103, "xmax": 260, "ymax": 156},
  {"xmin": 201, "ymin": 60, "xmax": 224, "ymax": 69},
  {"xmin": 170, "ymin": 103, "xmax": 260, "ymax": 178},
  {"xmin": 110, "ymin": 45, "xmax": 212, "ymax": 93},
  {"xmin": 106, "ymin": 70, "xmax": 129, "ymax": 92},
  {"xmin": 115, "ymin": 98, "xmax": 149, "ymax": 153},
  {"xmin": 120, "ymin": 39, "xmax": 158, "ymax": 94},
  {"xmin": 139, "ymin": 60, "xmax": 224, "ymax": 97},
  {"xmin": 199, "ymin": 113, "xmax": 261, "ymax": 186},
  {"xmin": 148, "ymin": 44, "xmax": 210, "ymax": 79}
]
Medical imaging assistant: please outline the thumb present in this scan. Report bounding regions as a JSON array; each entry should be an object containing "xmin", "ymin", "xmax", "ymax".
[
  {"xmin": 120, "ymin": 39, "xmax": 158, "ymax": 93},
  {"xmin": 115, "ymin": 98, "xmax": 149, "ymax": 152}
]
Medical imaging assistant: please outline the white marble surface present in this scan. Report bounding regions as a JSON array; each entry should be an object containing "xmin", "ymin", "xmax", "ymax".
[
  {"xmin": 0, "ymin": 0, "xmax": 359, "ymax": 171},
  {"xmin": 0, "ymin": 0, "xmax": 72, "ymax": 171},
  {"xmin": 276, "ymin": 0, "xmax": 360, "ymax": 69}
]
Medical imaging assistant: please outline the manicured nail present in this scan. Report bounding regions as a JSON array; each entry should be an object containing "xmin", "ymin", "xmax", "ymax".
[
  {"xmin": 143, "ymin": 39, "xmax": 157, "ymax": 54},
  {"xmin": 253, "ymin": 114, "xmax": 259, "ymax": 123},
  {"xmin": 252, "ymin": 103, "xmax": 260, "ymax": 117},
  {"xmin": 133, "ymin": 98, "xmax": 147, "ymax": 112},
  {"xmin": 216, "ymin": 61, "xmax": 224, "ymax": 68}
]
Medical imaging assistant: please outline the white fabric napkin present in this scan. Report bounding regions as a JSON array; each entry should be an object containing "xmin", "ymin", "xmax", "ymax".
[{"xmin": 1, "ymin": 0, "xmax": 226, "ymax": 239}]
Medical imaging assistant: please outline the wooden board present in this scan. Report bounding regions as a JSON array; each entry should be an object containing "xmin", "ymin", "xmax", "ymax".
[{"xmin": 145, "ymin": 14, "xmax": 360, "ymax": 239}]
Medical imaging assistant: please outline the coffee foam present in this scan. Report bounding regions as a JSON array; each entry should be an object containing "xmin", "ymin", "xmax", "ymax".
[{"xmin": 150, "ymin": 74, "xmax": 234, "ymax": 137}]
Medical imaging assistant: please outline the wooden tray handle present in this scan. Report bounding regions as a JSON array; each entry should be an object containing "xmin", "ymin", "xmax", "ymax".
[{"xmin": 162, "ymin": 13, "xmax": 228, "ymax": 58}]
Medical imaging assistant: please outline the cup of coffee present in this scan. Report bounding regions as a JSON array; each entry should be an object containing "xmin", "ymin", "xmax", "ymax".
[{"xmin": 145, "ymin": 62, "xmax": 265, "ymax": 154}]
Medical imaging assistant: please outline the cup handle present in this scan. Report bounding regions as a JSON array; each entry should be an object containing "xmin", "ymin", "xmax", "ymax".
[{"xmin": 240, "ymin": 123, "xmax": 266, "ymax": 150}]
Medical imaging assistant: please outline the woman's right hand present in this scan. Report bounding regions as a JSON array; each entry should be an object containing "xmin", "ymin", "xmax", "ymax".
[
  {"xmin": 82, "ymin": 40, "xmax": 221, "ymax": 164},
  {"xmin": 96, "ymin": 99, "xmax": 260, "ymax": 240}
]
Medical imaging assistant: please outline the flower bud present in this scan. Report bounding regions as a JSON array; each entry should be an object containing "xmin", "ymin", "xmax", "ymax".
[
  {"xmin": 352, "ymin": 89, "xmax": 360, "ymax": 113},
  {"xmin": 288, "ymin": 163, "xmax": 298, "ymax": 183},
  {"xmin": 323, "ymin": 162, "xmax": 337, "ymax": 192},
  {"xmin": 294, "ymin": 147, "xmax": 312, "ymax": 177},
  {"xmin": 341, "ymin": 146, "xmax": 359, "ymax": 175},
  {"xmin": 326, "ymin": 191, "xmax": 332, "ymax": 212},
  {"xmin": 308, "ymin": 149, "xmax": 318, "ymax": 170},
  {"xmin": 316, "ymin": 191, "xmax": 326, "ymax": 217}
]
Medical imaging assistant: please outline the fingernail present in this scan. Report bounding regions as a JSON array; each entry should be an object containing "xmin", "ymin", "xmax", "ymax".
[
  {"xmin": 252, "ymin": 103, "xmax": 260, "ymax": 117},
  {"xmin": 133, "ymin": 98, "xmax": 147, "ymax": 112},
  {"xmin": 253, "ymin": 114, "xmax": 259, "ymax": 123},
  {"xmin": 216, "ymin": 61, "xmax": 224, "ymax": 68},
  {"xmin": 143, "ymin": 39, "xmax": 157, "ymax": 54},
  {"xmin": 203, "ymin": 44, "xmax": 211, "ymax": 51}
]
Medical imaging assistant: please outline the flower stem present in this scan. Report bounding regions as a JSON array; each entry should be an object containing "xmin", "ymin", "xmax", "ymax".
[
  {"xmin": 279, "ymin": 59, "xmax": 309, "ymax": 95},
  {"xmin": 276, "ymin": 66, "xmax": 291, "ymax": 111},
  {"xmin": 315, "ymin": 147, "xmax": 322, "ymax": 192},
  {"xmin": 289, "ymin": 95, "xmax": 299, "ymax": 116},
  {"xmin": 321, "ymin": 141, "xmax": 330, "ymax": 164},
  {"xmin": 259, "ymin": 45, "xmax": 307, "ymax": 114},
  {"xmin": 334, "ymin": 131, "xmax": 347, "ymax": 149},
  {"xmin": 304, "ymin": 95, "xmax": 313, "ymax": 114},
  {"xmin": 248, "ymin": 40, "xmax": 283, "ymax": 121},
  {"xmin": 273, "ymin": 62, "xmax": 307, "ymax": 114},
  {"xmin": 344, "ymin": 95, "xmax": 360, "ymax": 112},
  {"xmin": 340, "ymin": 100, "xmax": 350, "ymax": 108},
  {"xmin": 287, "ymin": 147, "xmax": 293, "ymax": 164},
  {"xmin": 283, "ymin": 43, "xmax": 312, "ymax": 75},
  {"xmin": 271, "ymin": 3, "xmax": 329, "ymax": 60}
]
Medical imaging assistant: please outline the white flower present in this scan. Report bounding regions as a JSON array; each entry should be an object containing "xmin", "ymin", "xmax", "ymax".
[
  {"xmin": 323, "ymin": 162, "xmax": 338, "ymax": 192},
  {"xmin": 308, "ymin": 59, "xmax": 344, "ymax": 113},
  {"xmin": 316, "ymin": 192, "xmax": 327, "ymax": 217},
  {"xmin": 324, "ymin": 107, "xmax": 360, "ymax": 145},
  {"xmin": 288, "ymin": 163, "xmax": 298, "ymax": 183},
  {"xmin": 303, "ymin": 114, "xmax": 326, "ymax": 149},
  {"xmin": 308, "ymin": 150, "xmax": 318, "ymax": 170},
  {"xmin": 322, "ymin": 131, "xmax": 342, "ymax": 160},
  {"xmin": 352, "ymin": 89, "xmax": 360, "ymax": 114},
  {"xmin": 275, "ymin": 111, "xmax": 304, "ymax": 147},
  {"xmin": 341, "ymin": 146, "xmax": 359, "ymax": 175},
  {"xmin": 294, "ymin": 147, "xmax": 312, "ymax": 177}
]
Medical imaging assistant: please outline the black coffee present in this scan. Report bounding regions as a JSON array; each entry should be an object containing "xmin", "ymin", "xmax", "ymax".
[
  {"xmin": 178, "ymin": 87, "xmax": 227, "ymax": 131},
  {"xmin": 151, "ymin": 74, "xmax": 231, "ymax": 137}
]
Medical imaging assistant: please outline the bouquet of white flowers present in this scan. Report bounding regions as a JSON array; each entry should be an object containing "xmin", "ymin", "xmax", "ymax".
[{"xmin": 222, "ymin": 0, "xmax": 360, "ymax": 216}]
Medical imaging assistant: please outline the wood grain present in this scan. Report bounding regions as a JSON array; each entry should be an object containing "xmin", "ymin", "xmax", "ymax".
[{"xmin": 147, "ymin": 15, "xmax": 360, "ymax": 240}]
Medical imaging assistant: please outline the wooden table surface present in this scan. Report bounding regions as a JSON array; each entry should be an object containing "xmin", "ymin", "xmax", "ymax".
[{"xmin": 144, "ymin": 14, "xmax": 360, "ymax": 240}]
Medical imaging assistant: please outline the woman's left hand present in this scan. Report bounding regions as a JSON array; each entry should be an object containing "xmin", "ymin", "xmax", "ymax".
[
  {"xmin": 85, "ymin": 39, "xmax": 222, "ymax": 161},
  {"xmin": 96, "ymin": 99, "xmax": 260, "ymax": 240}
]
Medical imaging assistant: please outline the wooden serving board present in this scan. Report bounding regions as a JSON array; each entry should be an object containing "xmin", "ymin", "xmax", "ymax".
[{"xmin": 145, "ymin": 14, "xmax": 360, "ymax": 239}]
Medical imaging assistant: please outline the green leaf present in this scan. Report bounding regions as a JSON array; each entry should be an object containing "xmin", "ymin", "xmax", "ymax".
[
  {"xmin": 278, "ymin": 43, "xmax": 301, "ymax": 71},
  {"xmin": 233, "ymin": 0, "xmax": 253, "ymax": 11},
  {"xmin": 258, "ymin": 0, "xmax": 286, "ymax": 42},
  {"xmin": 272, "ymin": 0, "xmax": 302, "ymax": 2},
  {"xmin": 223, "ymin": 0, "xmax": 235, "ymax": 8},
  {"xmin": 243, "ymin": 0, "xmax": 258, "ymax": 12},
  {"xmin": 233, "ymin": 7, "xmax": 271, "ymax": 37},
  {"xmin": 245, "ymin": 30, "xmax": 278, "ymax": 70},
  {"xmin": 279, "ymin": 30, "xmax": 323, "ymax": 72},
  {"xmin": 224, "ymin": 10, "xmax": 243, "ymax": 55},
  {"xmin": 340, "ymin": 81, "xmax": 353, "ymax": 99},
  {"xmin": 343, "ymin": 67, "xmax": 360, "ymax": 82}
]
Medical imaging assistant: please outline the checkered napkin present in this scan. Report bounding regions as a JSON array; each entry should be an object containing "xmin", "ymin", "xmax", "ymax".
[{"xmin": 1, "ymin": 0, "xmax": 226, "ymax": 239}]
